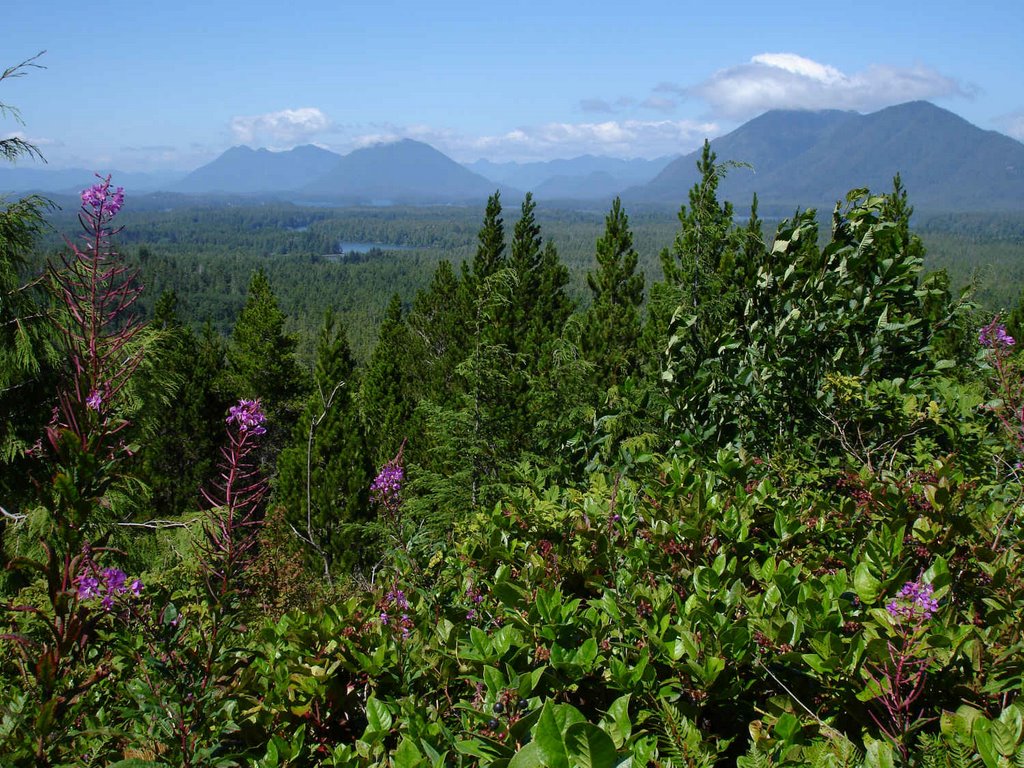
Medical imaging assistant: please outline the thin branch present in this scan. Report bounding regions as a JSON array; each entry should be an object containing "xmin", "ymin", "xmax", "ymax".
[
  {"xmin": 117, "ymin": 517, "xmax": 203, "ymax": 529},
  {"xmin": 1, "ymin": 504, "xmax": 28, "ymax": 523},
  {"xmin": 755, "ymin": 658, "xmax": 846, "ymax": 740}
]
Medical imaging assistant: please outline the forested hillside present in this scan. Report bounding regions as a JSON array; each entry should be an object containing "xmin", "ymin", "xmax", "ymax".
[
  {"xmin": 22, "ymin": 188, "xmax": 1024, "ymax": 362},
  {"xmin": 5, "ymin": 72, "xmax": 1024, "ymax": 767}
]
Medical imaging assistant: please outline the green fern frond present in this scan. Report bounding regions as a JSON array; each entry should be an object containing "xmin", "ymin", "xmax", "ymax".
[
  {"xmin": 736, "ymin": 740, "xmax": 775, "ymax": 768},
  {"xmin": 803, "ymin": 734, "xmax": 863, "ymax": 768},
  {"xmin": 654, "ymin": 699, "xmax": 717, "ymax": 768}
]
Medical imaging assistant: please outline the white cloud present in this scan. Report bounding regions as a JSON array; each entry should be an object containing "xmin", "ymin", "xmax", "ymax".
[
  {"xmin": 2, "ymin": 130, "xmax": 60, "ymax": 148},
  {"xmin": 458, "ymin": 119, "xmax": 717, "ymax": 161},
  {"xmin": 996, "ymin": 111, "xmax": 1024, "ymax": 142},
  {"xmin": 230, "ymin": 107, "xmax": 331, "ymax": 147},
  {"xmin": 329, "ymin": 118, "xmax": 715, "ymax": 162},
  {"xmin": 690, "ymin": 53, "xmax": 970, "ymax": 119}
]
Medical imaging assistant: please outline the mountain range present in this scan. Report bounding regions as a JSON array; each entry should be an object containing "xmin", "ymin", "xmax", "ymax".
[
  {"xmin": 625, "ymin": 101, "xmax": 1024, "ymax": 213},
  {"xmin": 2, "ymin": 102, "xmax": 1022, "ymax": 212}
]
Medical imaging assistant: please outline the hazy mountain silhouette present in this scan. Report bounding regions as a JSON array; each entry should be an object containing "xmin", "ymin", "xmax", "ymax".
[
  {"xmin": 299, "ymin": 139, "xmax": 508, "ymax": 203},
  {"xmin": 468, "ymin": 154, "xmax": 676, "ymax": 197},
  {"xmin": 7, "ymin": 103, "xmax": 1022, "ymax": 212},
  {"xmin": 169, "ymin": 144, "xmax": 341, "ymax": 195},
  {"xmin": 0, "ymin": 166, "xmax": 184, "ymax": 195},
  {"xmin": 626, "ymin": 102, "xmax": 1024, "ymax": 213}
]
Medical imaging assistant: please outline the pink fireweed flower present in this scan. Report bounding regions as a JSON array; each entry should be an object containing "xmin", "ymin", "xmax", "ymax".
[
  {"xmin": 103, "ymin": 567, "xmax": 128, "ymax": 594},
  {"xmin": 76, "ymin": 575, "xmax": 100, "ymax": 601},
  {"xmin": 979, "ymin": 321, "xmax": 1015, "ymax": 349},
  {"xmin": 81, "ymin": 174, "xmax": 125, "ymax": 218},
  {"xmin": 86, "ymin": 389, "xmax": 103, "ymax": 411},
  {"xmin": 386, "ymin": 588, "xmax": 409, "ymax": 610},
  {"xmin": 371, "ymin": 461, "xmax": 403, "ymax": 509},
  {"xmin": 74, "ymin": 563, "xmax": 142, "ymax": 611},
  {"xmin": 226, "ymin": 399, "xmax": 266, "ymax": 435},
  {"xmin": 886, "ymin": 580, "xmax": 939, "ymax": 621}
]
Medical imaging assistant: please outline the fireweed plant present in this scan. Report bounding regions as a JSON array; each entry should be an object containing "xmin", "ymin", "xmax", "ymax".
[
  {"xmin": 198, "ymin": 398, "xmax": 269, "ymax": 606},
  {"xmin": 1, "ymin": 177, "xmax": 147, "ymax": 765},
  {"xmin": 866, "ymin": 579, "xmax": 943, "ymax": 758},
  {"xmin": 105, "ymin": 398, "xmax": 271, "ymax": 768}
]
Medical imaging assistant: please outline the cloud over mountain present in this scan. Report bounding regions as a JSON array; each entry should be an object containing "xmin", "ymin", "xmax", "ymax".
[
  {"xmin": 230, "ymin": 107, "xmax": 331, "ymax": 146},
  {"xmin": 996, "ymin": 110, "xmax": 1024, "ymax": 141},
  {"xmin": 690, "ymin": 53, "xmax": 970, "ymax": 119}
]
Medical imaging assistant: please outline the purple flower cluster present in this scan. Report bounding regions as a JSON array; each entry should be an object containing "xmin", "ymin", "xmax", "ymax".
[
  {"xmin": 465, "ymin": 584, "xmax": 485, "ymax": 621},
  {"xmin": 979, "ymin": 322, "xmax": 1015, "ymax": 349},
  {"xmin": 76, "ymin": 566, "xmax": 143, "ymax": 611},
  {"xmin": 80, "ymin": 174, "xmax": 125, "ymax": 218},
  {"xmin": 379, "ymin": 586, "xmax": 413, "ymax": 638},
  {"xmin": 886, "ymin": 580, "xmax": 939, "ymax": 621},
  {"xmin": 86, "ymin": 389, "xmax": 104, "ymax": 411},
  {"xmin": 226, "ymin": 399, "xmax": 267, "ymax": 435},
  {"xmin": 371, "ymin": 459, "xmax": 403, "ymax": 509}
]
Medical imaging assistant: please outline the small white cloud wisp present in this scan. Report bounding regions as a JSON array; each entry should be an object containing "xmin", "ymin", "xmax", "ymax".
[{"xmin": 332, "ymin": 118, "xmax": 716, "ymax": 162}]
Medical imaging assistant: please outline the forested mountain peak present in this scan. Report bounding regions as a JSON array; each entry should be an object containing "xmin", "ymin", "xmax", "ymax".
[
  {"xmin": 628, "ymin": 100, "xmax": 1024, "ymax": 213},
  {"xmin": 170, "ymin": 143, "xmax": 343, "ymax": 195},
  {"xmin": 297, "ymin": 138, "xmax": 511, "ymax": 204}
]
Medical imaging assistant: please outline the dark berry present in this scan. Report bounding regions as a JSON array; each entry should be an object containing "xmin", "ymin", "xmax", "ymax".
[
  {"xmin": 492, "ymin": 702, "xmax": 504, "ymax": 714},
  {"xmin": 517, "ymin": 699, "xmax": 529, "ymax": 711},
  {"xmin": 488, "ymin": 718, "xmax": 499, "ymax": 730}
]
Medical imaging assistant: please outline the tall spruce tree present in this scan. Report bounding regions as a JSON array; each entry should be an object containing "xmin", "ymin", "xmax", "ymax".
[
  {"xmin": 405, "ymin": 260, "xmax": 468, "ymax": 407},
  {"xmin": 505, "ymin": 196, "xmax": 573, "ymax": 448},
  {"xmin": 134, "ymin": 292, "xmax": 230, "ymax": 517},
  {"xmin": 276, "ymin": 311, "xmax": 372, "ymax": 575},
  {"xmin": 645, "ymin": 141, "xmax": 740, "ymax": 372},
  {"xmin": 360, "ymin": 293, "xmax": 413, "ymax": 465},
  {"xmin": 468, "ymin": 191, "xmax": 506, "ymax": 285},
  {"xmin": 226, "ymin": 268, "xmax": 306, "ymax": 463},
  {"xmin": 584, "ymin": 197, "xmax": 645, "ymax": 389}
]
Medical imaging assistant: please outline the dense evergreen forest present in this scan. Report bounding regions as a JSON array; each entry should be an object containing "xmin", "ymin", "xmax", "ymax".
[
  {"xmin": 5, "ymin": 69, "xmax": 1024, "ymax": 766},
  {"xmin": 25, "ymin": 192, "xmax": 1024, "ymax": 360}
]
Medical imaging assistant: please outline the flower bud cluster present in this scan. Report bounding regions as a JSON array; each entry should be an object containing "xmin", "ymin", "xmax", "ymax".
[
  {"xmin": 226, "ymin": 399, "xmax": 267, "ymax": 435},
  {"xmin": 371, "ymin": 460, "xmax": 403, "ymax": 510},
  {"xmin": 886, "ymin": 580, "xmax": 939, "ymax": 621},
  {"xmin": 81, "ymin": 175, "xmax": 125, "ymax": 218},
  {"xmin": 379, "ymin": 586, "xmax": 413, "ymax": 639}
]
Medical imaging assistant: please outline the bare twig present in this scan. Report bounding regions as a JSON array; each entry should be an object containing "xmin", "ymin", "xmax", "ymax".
[{"xmin": 1, "ymin": 504, "xmax": 28, "ymax": 523}]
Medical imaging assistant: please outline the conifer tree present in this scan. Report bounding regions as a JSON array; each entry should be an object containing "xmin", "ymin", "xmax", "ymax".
[
  {"xmin": 276, "ymin": 311, "xmax": 372, "ymax": 575},
  {"xmin": 468, "ymin": 191, "xmax": 506, "ymax": 285},
  {"xmin": 583, "ymin": 197, "xmax": 645, "ymax": 389},
  {"xmin": 360, "ymin": 293, "xmax": 413, "ymax": 464},
  {"xmin": 405, "ymin": 260, "xmax": 468, "ymax": 407},
  {"xmin": 499, "ymin": 195, "xmax": 574, "ymax": 452},
  {"xmin": 225, "ymin": 268, "xmax": 306, "ymax": 462},
  {"xmin": 647, "ymin": 140, "xmax": 740, "ymax": 371},
  {"xmin": 505, "ymin": 193, "xmax": 545, "ymax": 355},
  {"xmin": 0, "ymin": 54, "xmax": 58, "ymax": 508},
  {"xmin": 135, "ymin": 292, "xmax": 230, "ymax": 517}
]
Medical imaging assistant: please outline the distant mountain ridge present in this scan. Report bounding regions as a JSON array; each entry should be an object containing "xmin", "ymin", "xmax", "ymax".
[
  {"xmin": 3, "ymin": 102, "xmax": 1022, "ymax": 212},
  {"xmin": 467, "ymin": 154, "xmax": 677, "ymax": 198},
  {"xmin": 169, "ymin": 144, "xmax": 342, "ymax": 194},
  {"xmin": 297, "ymin": 139, "xmax": 507, "ymax": 204},
  {"xmin": 626, "ymin": 101, "xmax": 1024, "ymax": 213},
  {"xmin": 0, "ymin": 166, "xmax": 184, "ymax": 195}
]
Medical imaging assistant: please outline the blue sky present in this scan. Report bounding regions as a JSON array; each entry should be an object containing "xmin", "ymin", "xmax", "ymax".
[{"xmin": 2, "ymin": 0, "xmax": 1022, "ymax": 171}]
